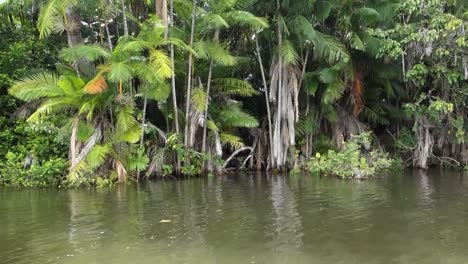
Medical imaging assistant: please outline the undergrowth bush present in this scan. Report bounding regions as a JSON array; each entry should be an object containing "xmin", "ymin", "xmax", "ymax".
[
  {"xmin": 307, "ymin": 132, "xmax": 395, "ymax": 179},
  {"xmin": 0, "ymin": 118, "xmax": 68, "ymax": 187}
]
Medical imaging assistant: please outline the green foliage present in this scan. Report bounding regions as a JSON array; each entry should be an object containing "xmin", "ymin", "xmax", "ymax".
[
  {"xmin": 308, "ymin": 133, "xmax": 394, "ymax": 179},
  {"xmin": 0, "ymin": 151, "xmax": 67, "ymax": 187},
  {"xmin": 0, "ymin": 119, "xmax": 68, "ymax": 187},
  {"xmin": 2, "ymin": 0, "xmax": 468, "ymax": 186}
]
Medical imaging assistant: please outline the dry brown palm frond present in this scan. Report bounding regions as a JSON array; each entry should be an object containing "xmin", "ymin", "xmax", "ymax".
[{"xmin": 84, "ymin": 75, "xmax": 108, "ymax": 94}]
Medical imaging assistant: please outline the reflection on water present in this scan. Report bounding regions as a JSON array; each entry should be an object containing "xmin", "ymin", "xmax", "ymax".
[{"xmin": 1, "ymin": 170, "xmax": 468, "ymax": 264}]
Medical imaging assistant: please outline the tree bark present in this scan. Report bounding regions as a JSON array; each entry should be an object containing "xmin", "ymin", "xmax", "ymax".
[
  {"xmin": 272, "ymin": 0, "xmax": 283, "ymax": 169},
  {"xmin": 255, "ymin": 36, "xmax": 273, "ymax": 170},
  {"xmin": 155, "ymin": 0, "xmax": 168, "ymax": 38},
  {"xmin": 184, "ymin": 0, "xmax": 197, "ymax": 147},
  {"xmin": 137, "ymin": 84, "xmax": 149, "ymax": 179},
  {"xmin": 201, "ymin": 28, "xmax": 220, "ymax": 172},
  {"xmin": 70, "ymin": 117, "xmax": 79, "ymax": 170},
  {"xmin": 121, "ymin": 0, "xmax": 129, "ymax": 36},
  {"xmin": 168, "ymin": 0, "xmax": 181, "ymax": 173}
]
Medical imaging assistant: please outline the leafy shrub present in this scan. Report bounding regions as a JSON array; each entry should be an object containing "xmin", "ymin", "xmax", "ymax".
[
  {"xmin": 0, "ymin": 151, "xmax": 67, "ymax": 187},
  {"xmin": 0, "ymin": 119, "xmax": 68, "ymax": 187},
  {"xmin": 307, "ymin": 132, "xmax": 394, "ymax": 179}
]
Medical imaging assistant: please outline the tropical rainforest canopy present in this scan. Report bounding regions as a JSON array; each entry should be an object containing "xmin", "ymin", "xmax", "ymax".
[{"xmin": 0, "ymin": 0, "xmax": 466, "ymax": 187}]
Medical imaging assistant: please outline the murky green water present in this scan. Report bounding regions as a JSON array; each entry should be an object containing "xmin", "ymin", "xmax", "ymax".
[{"xmin": 1, "ymin": 170, "xmax": 468, "ymax": 264}]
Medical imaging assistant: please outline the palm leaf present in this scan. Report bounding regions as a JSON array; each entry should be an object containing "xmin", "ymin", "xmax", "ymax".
[
  {"xmin": 322, "ymin": 78, "xmax": 345, "ymax": 104},
  {"xmin": 37, "ymin": 0, "xmax": 63, "ymax": 38},
  {"xmin": 84, "ymin": 74, "xmax": 108, "ymax": 94},
  {"xmin": 220, "ymin": 132, "xmax": 245, "ymax": 149},
  {"xmin": 225, "ymin": 10, "xmax": 269, "ymax": 30},
  {"xmin": 60, "ymin": 44, "xmax": 111, "ymax": 62},
  {"xmin": 212, "ymin": 78, "xmax": 259, "ymax": 97},
  {"xmin": 9, "ymin": 73, "xmax": 62, "ymax": 101},
  {"xmin": 280, "ymin": 40, "xmax": 300, "ymax": 66},
  {"xmin": 149, "ymin": 49, "xmax": 173, "ymax": 79},
  {"xmin": 191, "ymin": 87, "xmax": 209, "ymax": 112},
  {"xmin": 219, "ymin": 104, "xmax": 258, "ymax": 128},
  {"xmin": 289, "ymin": 16, "xmax": 349, "ymax": 64},
  {"xmin": 193, "ymin": 41, "xmax": 236, "ymax": 66}
]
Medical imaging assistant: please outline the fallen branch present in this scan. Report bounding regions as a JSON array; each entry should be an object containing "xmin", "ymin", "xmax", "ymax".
[{"xmin": 223, "ymin": 147, "xmax": 254, "ymax": 169}]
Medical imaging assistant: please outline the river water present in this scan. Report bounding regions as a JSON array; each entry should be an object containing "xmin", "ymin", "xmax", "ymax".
[{"xmin": 1, "ymin": 170, "xmax": 468, "ymax": 263}]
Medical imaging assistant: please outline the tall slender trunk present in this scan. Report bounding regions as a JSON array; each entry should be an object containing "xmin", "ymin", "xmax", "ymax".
[
  {"xmin": 184, "ymin": 0, "xmax": 197, "ymax": 147},
  {"xmin": 201, "ymin": 60, "xmax": 213, "ymax": 170},
  {"xmin": 70, "ymin": 117, "xmax": 79, "ymax": 171},
  {"xmin": 201, "ymin": 29, "xmax": 220, "ymax": 172},
  {"xmin": 255, "ymin": 36, "xmax": 273, "ymax": 170},
  {"xmin": 121, "ymin": 0, "xmax": 129, "ymax": 36},
  {"xmin": 137, "ymin": 84, "xmax": 149, "ymax": 180},
  {"xmin": 168, "ymin": 0, "xmax": 181, "ymax": 173},
  {"xmin": 155, "ymin": 0, "xmax": 168, "ymax": 38},
  {"xmin": 105, "ymin": 21, "xmax": 113, "ymax": 50},
  {"xmin": 65, "ymin": 6, "xmax": 82, "ymax": 48},
  {"xmin": 64, "ymin": 6, "xmax": 83, "ymax": 76},
  {"xmin": 273, "ymin": 0, "xmax": 283, "ymax": 169}
]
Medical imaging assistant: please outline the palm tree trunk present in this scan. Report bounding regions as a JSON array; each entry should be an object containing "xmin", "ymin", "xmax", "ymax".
[
  {"xmin": 201, "ymin": 28, "xmax": 220, "ymax": 171},
  {"xmin": 105, "ymin": 20, "xmax": 113, "ymax": 50},
  {"xmin": 121, "ymin": 0, "xmax": 129, "ymax": 36},
  {"xmin": 155, "ymin": 0, "xmax": 168, "ymax": 38},
  {"xmin": 273, "ymin": 0, "xmax": 283, "ymax": 169},
  {"xmin": 255, "ymin": 36, "xmax": 273, "ymax": 169},
  {"xmin": 137, "ymin": 84, "xmax": 149, "ymax": 180},
  {"xmin": 70, "ymin": 117, "xmax": 79, "ymax": 169},
  {"xmin": 169, "ymin": 0, "xmax": 181, "ymax": 173},
  {"xmin": 201, "ymin": 60, "xmax": 213, "ymax": 170},
  {"xmin": 65, "ymin": 6, "xmax": 82, "ymax": 48},
  {"xmin": 184, "ymin": 0, "xmax": 197, "ymax": 147}
]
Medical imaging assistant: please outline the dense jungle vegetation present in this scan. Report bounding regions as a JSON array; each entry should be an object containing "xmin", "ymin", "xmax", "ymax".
[{"xmin": 0, "ymin": 0, "xmax": 466, "ymax": 187}]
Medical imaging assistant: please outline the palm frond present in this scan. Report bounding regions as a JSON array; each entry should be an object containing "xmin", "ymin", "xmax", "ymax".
[
  {"xmin": 193, "ymin": 41, "xmax": 236, "ymax": 66},
  {"xmin": 204, "ymin": 13, "xmax": 230, "ymax": 29},
  {"xmin": 149, "ymin": 49, "xmax": 173, "ymax": 79},
  {"xmin": 37, "ymin": 0, "xmax": 63, "ymax": 38},
  {"xmin": 207, "ymin": 120, "xmax": 219, "ymax": 132},
  {"xmin": 289, "ymin": 16, "xmax": 349, "ymax": 64},
  {"xmin": 280, "ymin": 40, "xmax": 300, "ymax": 66},
  {"xmin": 220, "ymin": 132, "xmax": 245, "ymax": 150},
  {"xmin": 219, "ymin": 104, "xmax": 258, "ymax": 128},
  {"xmin": 28, "ymin": 97, "xmax": 78, "ymax": 122},
  {"xmin": 115, "ymin": 104, "xmax": 137, "ymax": 131},
  {"xmin": 85, "ymin": 144, "xmax": 111, "ymax": 169},
  {"xmin": 191, "ymin": 87, "xmax": 209, "ymax": 112},
  {"xmin": 118, "ymin": 37, "xmax": 153, "ymax": 53},
  {"xmin": 225, "ymin": 10, "xmax": 269, "ymax": 30},
  {"xmin": 116, "ymin": 124, "xmax": 142, "ymax": 143},
  {"xmin": 84, "ymin": 73, "xmax": 108, "ymax": 94},
  {"xmin": 60, "ymin": 44, "xmax": 111, "ymax": 62},
  {"xmin": 107, "ymin": 61, "xmax": 134, "ymax": 83},
  {"xmin": 296, "ymin": 112, "xmax": 317, "ymax": 137},
  {"xmin": 147, "ymin": 81, "xmax": 170, "ymax": 101},
  {"xmin": 212, "ymin": 78, "xmax": 259, "ymax": 97},
  {"xmin": 9, "ymin": 73, "xmax": 62, "ymax": 102},
  {"xmin": 322, "ymin": 78, "xmax": 345, "ymax": 104}
]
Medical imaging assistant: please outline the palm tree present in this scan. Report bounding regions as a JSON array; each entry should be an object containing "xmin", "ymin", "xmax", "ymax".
[
  {"xmin": 37, "ymin": 0, "xmax": 82, "ymax": 47},
  {"xmin": 9, "ymin": 17, "xmax": 188, "ymax": 183},
  {"xmin": 195, "ymin": 0, "xmax": 268, "ymax": 171},
  {"xmin": 183, "ymin": 0, "xmax": 197, "ymax": 147}
]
